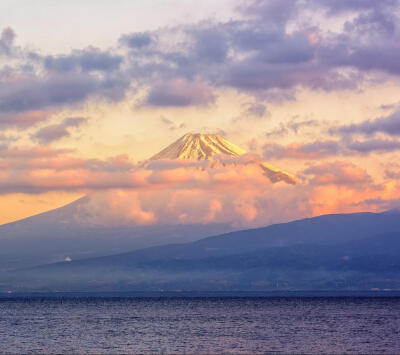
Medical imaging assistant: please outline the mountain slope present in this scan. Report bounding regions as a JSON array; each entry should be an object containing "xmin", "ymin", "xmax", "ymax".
[
  {"xmin": 7, "ymin": 210, "xmax": 400, "ymax": 292},
  {"xmin": 0, "ymin": 196, "xmax": 233, "ymax": 270},
  {"xmin": 34, "ymin": 210, "xmax": 400, "ymax": 267}
]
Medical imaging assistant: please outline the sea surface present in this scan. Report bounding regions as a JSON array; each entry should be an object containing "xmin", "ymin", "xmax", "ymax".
[{"xmin": 0, "ymin": 296, "xmax": 399, "ymax": 354}]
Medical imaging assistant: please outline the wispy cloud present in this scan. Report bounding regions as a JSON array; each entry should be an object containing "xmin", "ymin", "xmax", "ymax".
[{"xmin": 32, "ymin": 117, "xmax": 87, "ymax": 144}]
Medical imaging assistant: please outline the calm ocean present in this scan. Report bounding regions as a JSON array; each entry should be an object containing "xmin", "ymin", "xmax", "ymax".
[{"xmin": 1, "ymin": 296, "xmax": 399, "ymax": 354}]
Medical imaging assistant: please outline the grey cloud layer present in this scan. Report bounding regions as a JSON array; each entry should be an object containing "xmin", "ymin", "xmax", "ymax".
[
  {"xmin": 44, "ymin": 48, "xmax": 123, "ymax": 73},
  {"xmin": 263, "ymin": 137, "xmax": 400, "ymax": 159},
  {"xmin": 33, "ymin": 117, "xmax": 87, "ymax": 144},
  {"xmin": 334, "ymin": 111, "xmax": 400, "ymax": 137},
  {"xmin": 1, "ymin": 0, "xmax": 400, "ymax": 127},
  {"xmin": 0, "ymin": 27, "xmax": 16, "ymax": 56}
]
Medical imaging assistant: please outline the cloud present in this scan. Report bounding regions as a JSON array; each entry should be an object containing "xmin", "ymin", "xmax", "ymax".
[
  {"xmin": 63, "ymin": 116, "xmax": 87, "ymax": 127},
  {"xmin": 44, "ymin": 47, "xmax": 123, "ymax": 73},
  {"xmin": 191, "ymin": 27, "xmax": 229, "ymax": 64},
  {"xmin": 380, "ymin": 101, "xmax": 400, "ymax": 110},
  {"xmin": 304, "ymin": 161, "xmax": 371, "ymax": 186},
  {"xmin": 0, "ymin": 27, "xmax": 16, "ymax": 56},
  {"xmin": 0, "ymin": 110, "xmax": 52, "ymax": 128},
  {"xmin": 142, "ymin": 78, "xmax": 216, "ymax": 107},
  {"xmin": 159, "ymin": 116, "xmax": 187, "ymax": 131},
  {"xmin": 334, "ymin": 110, "xmax": 400, "ymax": 137},
  {"xmin": 114, "ymin": 0, "xmax": 400, "ymax": 105},
  {"xmin": 32, "ymin": 116, "xmax": 87, "ymax": 144},
  {"xmin": 265, "ymin": 118, "xmax": 321, "ymax": 137},
  {"xmin": 0, "ymin": 72, "xmax": 125, "ymax": 112},
  {"xmin": 50, "ymin": 161, "xmax": 400, "ymax": 228},
  {"xmin": 0, "ymin": 31, "xmax": 129, "ymax": 128},
  {"xmin": 0, "ymin": 147, "xmax": 310, "ymax": 228},
  {"xmin": 385, "ymin": 162, "xmax": 400, "ymax": 179},
  {"xmin": 239, "ymin": 0, "xmax": 300, "ymax": 27},
  {"xmin": 33, "ymin": 124, "xmax": 69, "ymax": 144},
  {"xmin": 0, "ymin": 147, "xmax": 293, "ymax": 197},
  {"xmin": 1, "ymin": 0, "xmax": 400, "ymax": 120},
  {"xmin": 347, "ymin": 138, "xmax": 400, "ymax": 153},
  {"xmin": 244, "ymin": 102, "xmax": 268, "ymax": 118},
  {"xmin": 316, "ymin": 0, "xmax": 399, "ymax": 14},
  {"xmin": 0, "ymin": 71, "xmax": 129, "ymax": 127},
  {"xmin": 1, "ymin": 142, "xmax": 400, "ymax": 227},
  {"xmin": 0, "ymin": 146, "xmax": 73, "ymax": 159},
  {"xmin": 263, "ymin": 140, "xmax": 341, "ymax": 159},
  {"xmin": 263, "ymin": 136, "xmax": 400, "ymax": 159},
  {"xmin": 119, "ymin": 32, "xmax": 153, "ymax": 48}
]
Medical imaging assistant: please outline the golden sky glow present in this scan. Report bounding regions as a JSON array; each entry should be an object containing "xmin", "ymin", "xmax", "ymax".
[{"xmin": 1, "ymin": 0, "xmax": 400, "ymax": 225}]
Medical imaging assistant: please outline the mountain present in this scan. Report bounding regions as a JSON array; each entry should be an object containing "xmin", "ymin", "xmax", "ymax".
[
  {"xmin": 6, "ymin": 210, "xmax": 400, "ymax": 292},
  {"xmin": 0, "ymin": 133, "xmax": 297, "ymax": 270},
  {"xmin": 148, "ymin": 133, "xmax": 297, "ymax": 184},
  {"xmin": 0, "ymin": 196, "xmax": 232, "ymax": 271}
]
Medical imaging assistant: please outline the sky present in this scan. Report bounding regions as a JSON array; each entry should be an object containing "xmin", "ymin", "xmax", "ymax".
[{"xmin": 1, "ymin": 0, "xmax": 400, "ymax": 225}]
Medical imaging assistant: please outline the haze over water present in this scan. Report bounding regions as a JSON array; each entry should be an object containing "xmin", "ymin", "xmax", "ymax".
[{"xmin": 1, "ymin": 296, "xmax": 399, "ymax": 354}]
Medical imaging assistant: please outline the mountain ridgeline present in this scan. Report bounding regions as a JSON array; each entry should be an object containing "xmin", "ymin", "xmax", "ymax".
[{"xmin": 4, "ymin": 210, "xmax": 400, "ymax": 292}]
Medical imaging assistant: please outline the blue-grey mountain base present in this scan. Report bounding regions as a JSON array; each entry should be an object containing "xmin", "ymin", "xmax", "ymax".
[{"xmin": 2, "ymin": 210, "xmax": 400, "ymax": 292}]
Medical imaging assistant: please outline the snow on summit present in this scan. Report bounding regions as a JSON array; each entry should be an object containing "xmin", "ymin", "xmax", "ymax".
[
  {"xmin": 149, "ymin": 133, "xmax": 297, "ymax": 184},
  {"xmin": 150, "ymin": 133, "xmax": 246, "ymax": 160}
]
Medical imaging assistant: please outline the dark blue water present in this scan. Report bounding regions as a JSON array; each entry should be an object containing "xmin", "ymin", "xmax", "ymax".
[{"xmin": 1, "ymin": 297, "xmax": 399, "ymax": 354}]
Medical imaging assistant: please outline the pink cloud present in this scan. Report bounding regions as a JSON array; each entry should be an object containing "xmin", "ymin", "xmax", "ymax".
[
  {"xmin": 263, "ymin": 141, "xmax": 341, "ymax": 160},
  {"xmin": 0, "ymin": 110, "xmax": 53, "ymax": 127},
  {"xmin": 304, "ymin": 161, "xmax": 371, "ymax": 186},
  {"xmin": 1, "ymin": 144, "xmax": 400, "ymax": 228}
]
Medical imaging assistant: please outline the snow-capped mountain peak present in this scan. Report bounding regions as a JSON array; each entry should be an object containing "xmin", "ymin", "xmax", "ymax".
[
  {"xmin": 149, "ymin": 133, "xmax": 297, "ymax": 184},
  {"xmin": 150, "ymin": 133, "xmax": 245, "ymax": 161}
]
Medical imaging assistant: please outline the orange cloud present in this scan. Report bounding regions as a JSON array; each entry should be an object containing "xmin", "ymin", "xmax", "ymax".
[
  {"xmin": 304, "ymin": 161, "xmax": 371, "ymax": 186},
  {"xmin": 2, "ymin": 144, "xmax": 400, "ymax": 228}
]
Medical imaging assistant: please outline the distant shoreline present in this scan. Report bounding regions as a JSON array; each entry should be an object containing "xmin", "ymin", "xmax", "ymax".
[{"xmin": 1, "ymin": 290, "xmax": 400, "ymax": 299}]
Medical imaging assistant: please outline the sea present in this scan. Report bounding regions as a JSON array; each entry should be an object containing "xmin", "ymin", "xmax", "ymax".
[{"xmin": 0, "ymin": 293, "xmax": 399, "ymax": 354}]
